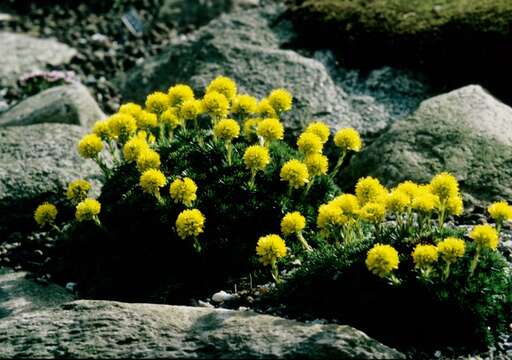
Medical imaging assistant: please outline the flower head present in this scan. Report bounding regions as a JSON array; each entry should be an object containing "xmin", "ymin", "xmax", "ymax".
[
  {"xmin": 412, "ymin": 244, "xmax": 439, "ymax": 269},
  {"xmin": 488, "ymin": 201, "xmax": 512, "ymax": 224},
  {"xmin": 268, "ymin": 88, "xmax": 292, "ymax": 114},
  {"xmin": 257, "ymin": 118, "xmax": 284, "ymax": 143},
  {"xmin": 366, "ymin": 244, "xmax": 399, "ymax": 278},
  {"xmin": 92, "ymin": 120, "xmax": 111, "ymax": 141},
  {"xmin": 232, "ymin": 94, "xmax": 257, "ymax": 116},
  {"xmin": 411, "ymin": 192, "xmax": 439, "ymax": 214},
  {"xmin": 317, "ymin": 203, "xmax": 346, "ymax": 231},
  {"xmin": 243, "ymin": 145, "xmax": 270, "ymax": 171},
  {"xmin": 257, "ymin": 99, "xmax": 277, "ymax": 118},
  {"xmin": 297, "ymin": 132, "xmax": 323, "ymax": 155},
  {"xmin": 179, "ymin": 99, "xmax": 202, "ymax": 121},
  {"xmin": 145, "ymin": 91, "xmax": 170, "ymax": 114},
  {"xmin": 304, "ymin": 154, "xmax": 329, "ymax": 177},
  {"xmin": 359, "ymin": 202, "xmax": 386, "ymax": 224},
  {"xmin": 176, "ymin": 209, "xmax": 205, "ymax": 239},
  {"xmin": 305, "ymin": 121, "xmax": 330, "ymax": 144},
  {"xmin": 334, "ymin": 128, "xmax": 362, "ymax": 152},
  {"xmin": 256, "ymin": 234, "xmax": 287, "ymax": 266},
  {"xmin": 160, "ymin": 108, "xmax": 182, "ymax": 129},
  {"xmin": 469, "ymin": 224, "xmax": 499, "ymax": 250},
  {"xmin": 119, "ymin": 102, "xmax": 143, "ymax": 121},
  {"xmin": 135, "ymin": 110, "xmax": 157, "ymax": 129},
  {"xmin": 168, "ymin": 84, "xmax": 194, "ymax": 107},
  {"xmin": 136, "ymin": 148, "xmax": 161, "ymax": 173},
  {"xmin": 34, "ymin": 202, "xmax": 57, "ymax": 227},
  {"xmin": 75, "ymin": 198, "xmax": 101, "ymax": 222},
  {"xmin": 139, "ymin": 169, "xmax": 166, "ymax": 197},
  {"xmin": 445, "ymin": 195, "xmax": 464, "ymax": 216},
  {"xmin": 395, "ymin": 181, "xmax": 420, "ymax": 202},
  {"xmin": 243, "ymin": 118, "xmax": 262, "ymax": 141},
  {"xmin": 386, "ymin": 191, "xmax": 409, "ymax": 214},
  {"xmin": 280, "ymin": 159, "xmax": 309, "ymax": 189},
  {"xmin": 281, "ymin": 212, "xmax": 306, "ymax": 236},
  {"xmin": 329, "ymin": 194, "xmax": 359, "ymax": 217},
  {"xmin": 78, "ymin": 133, "xmax": 103, "ymax": 159},
  {"xmin": 213, "ymin": 119, "xmax": 240, "ymax": 141},
  {"xmin": 206, "ymin": 76, "xmax": 237, "ymax": 100},
  {"xmin": 123, "ymin": 136, "xmax": 149, "ymax": 163},
  {"xmin": 355, "ymin": 176, "xmax": 387, "ymax": 206},
  {"xmin": 437, "ymin": 237, "xmax": 465, "ymax": 263},
  {"xmin": 430, "ymin": 172, "xmax": 459, "ymax": 201},
  {"xmin": 202, "ymin": 91, "xmax": 229, "ymax": 119},
  {"xmin": 108, "ymin": 113, "xmax": 137, "ymax": 142},
  {"xmin": 66, "ymin": 179, "xmax": 91, "ymax": 204},
  {"xmin": 170, "ymin": 177, "xmax": 198, "ymax": 207}
]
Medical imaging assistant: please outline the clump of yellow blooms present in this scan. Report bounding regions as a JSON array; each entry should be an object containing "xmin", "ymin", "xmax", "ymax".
[
  {"xmin": 136, "ymin": 148, "xmax": 161, "ymax": 173},
  {"xmin": 411, "ymin": 192, "xmax": 439, "ymax": 214},
  {"xmin": 438, "ymin": 237, "xmax": 465, "ymax": 279},
  {"xmin": 108, "ymin": 113, "xmax": 137, "ymax": 143},
  {"xmin": 140, "ymin": 169, "xmax": 167, "ymax": 200},
  {"xmin": 329, "ymin": 194, "xmax": 359, "ymax": 217},
  {"xmin": 78, "ymin": 134, "xmax": 103, "ymax": 159},
  {"xmin": 430, "ymin": 172, "xmax": 459, "ymax": 201},
  {"xmin": 297, "ymin": 132, "xmax": 323, "ymax": 155},
  {"xmin": 412, "ymin": 244, "xmax": 438, "ymax": 276},
  {"xmin": 257, "ymin": 98, "xmax": 277, "ymax": 118},
  {"xmin": 176, "ymin": 209, "xmax": 205, "ymax": 252},
  {"xmin": 170, "ymin": 177, "xmax": 198, "ymax": 207},
  {"xmin": 179, "ymin": 99, "xmax": 202, "ymax": 123},
  {"xmin": 243, "ymin": 118, "xmax": 262, "ymax": 142},
  {"xmin": 206, "ymin": 76, "xmax": 237, "ymax": 101},
  {"xmin": 488, "ymin": 201, "xmax": 512, "ymax": 232},
  {"xmin": 317, "ymin": 203, "xmax": 346, "ymax": 233},
  {"xmin": 244, "ymin": 145, "xmax": 270, "ymax": 187},
  {"xmin": 160, "ymin": 108, "xmax": 182, "ymax": 136},
  {"xmin": 281, "ymin": 211, "xmax": 312, "ymax": 252},
  {"xmin": 202, "ymin": 91, "xmax": 230, "ymax": 119},
  {"xmin": 119, "ymin": 102, "xmax": 143, "ymax": 118},
  {"xmin": 280, "ymin": 159, "xmax": 309, "ymax": 189},
  {"xmin": 92, "ymin": 120, "xmax": 111, "ymax": 141},
  {"xmin": 305, "ymin": 121, "xmax": 330, "ymax": 144},
  {"xmin": 34, "ymin": 202, "xmax": 58, "ymax": 228},
  {"xmin": 355, "ymin": 176, "xmax": 387, "ymax": 206},
  {"xmin": 395, "ymin": 181, "xmax": 420, "ymax": 202},
  {"xmin": 305, "ymin": 154, "xmax": 329, "ymax": 177},
  {"xmin": 359, "ymin": 202, "xmax": 386, "ymax": 224},
  {"xmin": 136, "ymin": 110, "xmax": 158, "ymax": 129},
  {"xmin": 66, "ymin": 179, "xmax": 91, "ymax": 204},
  {"xmin": 75, "ymin": 198, "xmax": 101, "ymax": 225},
  {"xmin": 214, "ymin": 119, "xmax": 240, "ymax": 141},
  {"xmin": 256, "ymin": 234, "xmax": 287, "ymax": 282},
  {"xmin": 145, "ymin": 91, "xmax": 169, "ymax": 115},
  {"xmin": 470, "ymin": 224, "xmax": 499, "ymax": 251},
  {"xmin": 268, "ymin": 88, "xmax": 293, "ymax": 114},
  {"xmin": 366, "ymin": 244, "xmax": 399, "ymax": 280},
  {"xmin": 168, "ymin": 84, "xmax": 194, "ymax": 107},
  {"xmin": 232, "ymin": 94, "xmax": 257, "ymax": 117},
  {"xmin": 257, "ymin": 118, "xmax": 284, "ymax": 146},
  {"xmin": 123, "ymin": 136, "xmax": 149, "ymax": 163},
  {"xmin": 334, "ymin": 128, "xmax": 362, "ymax": 152},
  {"xmin": 386, "ymin": 191, "xmax": 409, "ymax": 215}
]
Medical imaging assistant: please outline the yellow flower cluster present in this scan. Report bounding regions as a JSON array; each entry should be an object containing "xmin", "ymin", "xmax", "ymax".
[
  {"xmin": 334, "ymin": 128, "xmax": 362, "ymax": 152},
  {"xmin": 256, "ymin": 234, "xmax": 287, "ymax": 265},
  {"xmin": 280, "ymin": 159, "xmax": 309, "ymax": 189},
  {"xmin": 366, "ymin": 244, "xmax": 399, "ymax": 278},
  {"xmin": 355, "ymin": 177, "xmax": 387, "ymax": 206},
  {"xmin": 78, "ymin": 134, "xmax": 103, "ymax": 159},
  {"xmin": 75, "ymin": 198, "xmax": 101, "ymax": 222},
  {"xmin": 267, "ymin": 88, "xmax": 292, "ymax": 114},
  {"xmin": 257, "ymin": 118, "xmax": 284, "ymax": 144},
  {"xmin": 66, "ymin": 179, "xmax": 91, "ymax": 204},
  {"xmin": 412, "ymin": 244, "xmax": 438, "ymax": 269},
  {"xmin": 281, "ymin": 212, "xmax": 306, "ymax": 236},
  {"xmin": 170, "ymin": 177, "xmax": 198, "ymax": 207},
  {"xmin": 469, "ymin": 224, "xmax": 499, "ymax": 250},
  {"xmin": 488, "ymin": 201, "xmax": 512, "ymax": 224},
  {"xmin": 123, "ymin": 136, "xmax": 149, "ymax": 163},
  {"xmin": 168, "ymin": 84, "xmax": 194, "ymax": 107},
  {"xmin": 176, "ymin": 209, "xmax": 205, "ymax": 239},
  {"xmin": 257, "ymin": 99, "xmax": 277, "ymax": 118},
  {"xmin": 232, "ymin": 94, "xmax": 257, "ymax": 116},
  {"xmin": 359, "ymin": 202, "xmax": 386, "ymax": 224},
  {"xmin": 317, "ymin": 203, "xmax": 346, "ymax": 231},
  {"xmin": 297, "ymin": 132, "xmax": 323, "ymax": 155},
  {"xmin": 437, "ymin": 237, "xmax": 465, "ymax": 264},
  {"xmin": 34, "ymin": 202, "xmax": 58, "ymax": 227},
  {"xmin": 145, "ymin": 91, "xmax": 170, "ymax": 115},
  {"xmin": 136, "ymin": 148, "xmax": 161, "ymax": 173},
  {"xmin": 140, "ymin": 169, "xmax": 166, "ymax": 198},
  {"xmin": 206, "ymin": 76, "xmax": 237, "ymax": 101},
  {"xmin": 305, "ymin": 121, "xmax": 330, "ymax": 144},
  {"xmin": 214, "ymin": 119, "xmax": 240, "ymax": 141},
  {"xmin": 305, "ymin": 154, "xmax": 329, "ymax": 177},
  {"xmin": 243, "ymin": 145, "xmax": 270, "ymax": 171}
]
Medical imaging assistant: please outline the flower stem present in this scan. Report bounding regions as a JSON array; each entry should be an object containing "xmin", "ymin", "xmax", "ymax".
[
  {"xmin": 226, "ymin": 141, "xmax": 233, "ymax": 166},
  {"xmin": 469, "ymin": 246, "xmax": 481, "ymax": 276},
  {"xmin": 297, "ymin": 231, "xmax": 313, "ymax": 252},
  {"xmin": 443, "ymin": 262, "xmax": 451, "ymax": 281},
  {"xmin": 270, "ymin": 259, "xmax": 280, "ymax": 284},
  {"xmin": 330, "ymin": 151, "xmax": 346, "ymax": 179}
]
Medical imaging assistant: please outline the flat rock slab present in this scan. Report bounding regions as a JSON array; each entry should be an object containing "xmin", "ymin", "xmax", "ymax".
[
  {"xmin": 0, "ymin": 32, "xmax": 76, "ymax": 87},
  {"xmin": 0, "ymin": 300, "xmax": 404, "ymax": 359},
  {"xmin": 0, "ymin": 83, "xmax": 105, "ymax": 129}
]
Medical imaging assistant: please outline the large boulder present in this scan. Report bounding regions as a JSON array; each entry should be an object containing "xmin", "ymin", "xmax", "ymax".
[
  {"xmin": 0, "ymin": 300, "xmax": 404, "ymax": 359},
  {"xmin": 343, "ymin": 85, "xmax": 512, "ymax": 203},
  {"xmin": 0, "ymin": 268, "xmax": 73, "ymax": 320},
  {"xmin": 0, "ymin": 123, "xmax": 101, "ymax": 234},
  {"xmin": 0, "ymin": 32, "xmax": 76, "ymax": 87},
  {"xmin": 0, "ymin": 83, "xmax": 105, "ymax": 129},
  {"xmin": 116, "ymin": 5, "xmax": 380, "ymax": 135}
]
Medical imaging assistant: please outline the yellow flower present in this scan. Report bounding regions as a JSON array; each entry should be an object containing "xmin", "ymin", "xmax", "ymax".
[
  {"xmin": 329, "ymin": 194, "xmax": 359, "ymax": 217},
  {"xmin": 123, "ymin": 136, "xmax": 149, "ymax": 163},
  {"xmin": 92, "ymin": 120, "xmax": 111, "ymax": 141},
  {"xmin": 75, "ymin": 198, "xmax": 101, "ymax": 222},
  {"xmin": 66, "ymin": 179, "xmax": 91, "ymax": 204},
  {"xmin": 412, "ymin": 244, "xmax": 439, "ymax": 269},
  {"xmin": 305, "ymin": 121, "xmax": 330, "ymax": 144},
  {"xmin": 136, "ymin": 148, "xmax": 161, "ymax": 173},
  {"xmin": 145, "ymin": 91, "xmax": 170, "ymax": 114},
  {"xmin": 317, "ymin": 203, "xmax": 346, "ymax": 231},
  {"xmin": 430, "ymin": 172, "xmax": 459, "ymax": 201},
  {"xmin": 334, "ymin": 128, "xmax": 362, "ymax": 152},
  {"xmin": 297, "ymin": 132, "xmax": 323, "ymax": 155},
  {"xmin": 411, "ymin": 192, "xmax": 439, "ymax": 214},
  {"xmin": 268, "ymin": 88, "xmax": 292, "ymax": 114},
  {"xmin": 170, "ymin": 177, "xmax": 198, "ymax": 207},
  {"xmin": 256, "ymin": 234, "xmax": 287, "ymax": 266},
  {"xmin": 280, "ymin": 159, "xmax": 309, "ymax": 189},
  {"xmin": 168, "ymin": 84, "xmax": 195, "ymax": 107},
  {"xmin": 394, "ymin": 181, "xmax": 420, "ymax": 202},
  {"xmin": 160, "ymin": 108, "xmax": 182, "ymax": 129},
  {"xmin": 232, "ymin": 94, "xmax": 257, "ymax": 116},
  {"xmin": 257, "ymin": 98, "xmax": 278, "ymax": 118},
  {"xmin": 119, "ymin": 102, "xmax": 143, "ymax": 119},
  {"xmin": 304, "ymin": 154, "xmax": 329, "ymax": 177},
  {"xmin": 179, "ymin": 99, "xmax": 203, "ymax": 121},
  {"xmin": 176, "ymin": 209, "xmax": 205, "ymax": 239},
  {"xmin": 243, "ymin": 145, "xmax": 270, "ymax": 171},
  {"xmin": 386, "ymin": 191, "xmax": 409, "ymax": 214},
  {"xmin": 445, "ymin": 195, "xmax": 464, "ymax": 216},
  {"xmin": 202, "ymin": 91, "xmax": 229, "ymax": 119},
  {"xmin": 469, "ymin": 224, "xmax": 499, "ymax": 250},
  {"xmin": 243, "ymin": 118, "xmax": 262, "ymax": 141},
  {"xmin": 366, "ymin": 244, "xmax": 399, "ymax": 278},
  {"xmin": 213, "ymin": 119, "xmax": 240, "ymax": 141},
  {"xmin": 206, "ymin": 76, "xmax": 237, "ymax": 100},
  {"xmin": 136, "ymin": 110, "xmax": 158, "ymax": 129},
  {"xmin": 437, "ymin": 237, "xmax": 465, "ymax": 263},
  {"xmin": 108, "ymin": 113, "xmax": 137, "ymax": 142},
  {"xmin": 355, "ymin": 176, "xmax": 387, "ymax": 206},
  {"xmin": 359, "ymin": 202, "xmax": 386, "ymax": 223},
  {"xmin": 488, "ymin": 201, "xmax": 512, "ymax": 223},
  {"xmin": 281, "ymin": 212, "xmax": 306, "ymax": 236},
  {"xmin": 78, "ymin": 133, "xmax": 103, "ymax": 159},
  {"xmin": 257, "ymin": 118, "xmax": 284, "ymax": 143},
  {"xmin": 34, "ymin": 202, "xmax": 57, "ymax": 227},
  {"xmin": 139, "ymin": 168, "xmax": 166, "ymax": 197}
]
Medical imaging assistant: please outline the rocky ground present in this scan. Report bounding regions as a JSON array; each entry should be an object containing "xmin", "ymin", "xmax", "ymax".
[{"xmin": 0, "ymin": 0, "xmax": 512, "ymax": 358}]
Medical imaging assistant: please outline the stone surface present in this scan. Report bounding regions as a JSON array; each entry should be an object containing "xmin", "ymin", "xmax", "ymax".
[
  {"xmin": 0, "ymin": 32, "xmax": 76, "ymax": 87},
  {"xmin": 0, "ymin": 83, "xmax": 105, "ymax": 129},
  {"xmin": 0, "ymin": 123, "xmax": 102, "ymax": 234},
  {"xmin": 343, "ymin": 85, "xmax": 512, "ymax": 203},
  {"xmin": 116, "ymin": 5, "xmax": 381, "ymax": 135},
  {"xmin": 0, "ymin": 268, "xmax": 74, "ymax": 320},
  {"xmin": 0, "ymin": 300, "xmax": 404, "ymax": 359}
]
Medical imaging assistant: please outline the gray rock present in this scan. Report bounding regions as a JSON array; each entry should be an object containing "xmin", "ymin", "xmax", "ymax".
[
  {"xmin": 0, "ymin": 83, "xmax": 105, "ymax": 129},
  {"xmin": 0, "ymin": 268, "xmax": 74, "ymax": 320},
  {"xmin": 0, "ymin": 123, "xmax": 102, "ymax": 234},
  {"xmin": 344, "ymin": 85, "xmax": 512, "ymax": 203},
  {"xmin": 0, "ymin": 300, "xmax": 404, "ymax": 359},
  {"xmin": 0, "ymin": 32, "xmax": 76, "ymax": 87},
  {"xmin": 116, "ymin": 5, "xmax": 370, "ymax": 135}
]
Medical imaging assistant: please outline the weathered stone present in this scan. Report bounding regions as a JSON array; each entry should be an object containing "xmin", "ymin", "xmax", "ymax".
[
  {"xmin": 0, "ymin": 300, "xmax": 404, "ymax": 359},
  {"xmin": 0, "ymin": 124, "xmax": 102, "ymax": 234},
  {"xmin": 0, "ymin": 32, "xmax": 76, "ymax": 87},
  {"xmin": 343, "ymin": 85, "xmax": 512, "ymax": 203},
  {"xmin": 0, "ymin": 83, "xmax": 105, "ymax": 129},
  {"xmin": 0, "ymin": 268, "xmax": 74, "ymax": 320}
]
